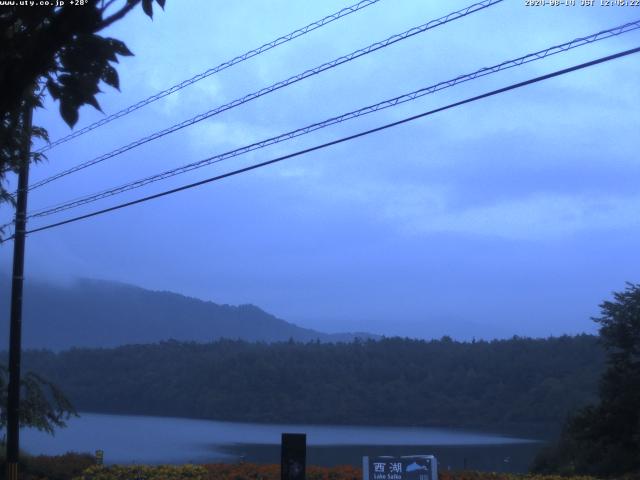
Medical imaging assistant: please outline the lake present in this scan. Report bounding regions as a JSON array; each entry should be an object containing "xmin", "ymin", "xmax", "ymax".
[{"xmin": 21, "ymin": 413, "xmax": 544, "ymax": 473}]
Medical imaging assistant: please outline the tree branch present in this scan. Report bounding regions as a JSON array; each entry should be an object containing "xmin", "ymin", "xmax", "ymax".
[
  {"xmin": 100, "ymin": 0, "xmax": 120, "ymax": 14},
  {"xmin": 98, "ymin": 0, "xmax": 140, "ymax": 31}
]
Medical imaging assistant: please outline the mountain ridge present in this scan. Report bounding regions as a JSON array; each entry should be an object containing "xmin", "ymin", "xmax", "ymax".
[{"xmin": 0, "ymin": 277, "xmax": 378, "ymax": 350}]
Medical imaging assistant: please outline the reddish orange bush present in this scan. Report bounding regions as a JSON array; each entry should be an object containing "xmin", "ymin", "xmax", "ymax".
[
  {"xmin": 200, "ymin": 465, "xmax": 606, "ymax": 480},
  {"xmin": 203, "ymin": 463, "xmax": 360, "ymax": 480},
  {"xmin": 3, "ymin": 457, "xmax": 625, "ymax": 480}
]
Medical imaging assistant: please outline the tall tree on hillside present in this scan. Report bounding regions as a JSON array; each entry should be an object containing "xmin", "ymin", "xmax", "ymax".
[
  {"xmin": 532, "ymin": 283, "xmax": 640, "ymax": 476},
  {"xmin": 0, "ymin": 0, "xmax": 166, "ymax": 229}
]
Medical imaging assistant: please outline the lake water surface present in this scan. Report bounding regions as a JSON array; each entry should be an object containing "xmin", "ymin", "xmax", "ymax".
[{"xmin": 21, "ymin": 413, "xmax": 544, "ymax": 472}]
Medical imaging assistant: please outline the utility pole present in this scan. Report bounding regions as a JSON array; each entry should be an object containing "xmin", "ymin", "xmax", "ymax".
[{"xmin": 5, "ymin": 101, "xmax": 33, "ymax": 480}]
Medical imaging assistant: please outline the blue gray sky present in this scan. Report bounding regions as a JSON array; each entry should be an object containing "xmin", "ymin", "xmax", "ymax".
[{"xmin": 2, "ymin": 0, "xmax": 639, "ymax": 339}]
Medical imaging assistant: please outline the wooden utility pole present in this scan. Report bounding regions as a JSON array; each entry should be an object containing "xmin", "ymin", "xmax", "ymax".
[{"xmin": 5, "ymin": 102, "xmax": 33, "ymax": 480}]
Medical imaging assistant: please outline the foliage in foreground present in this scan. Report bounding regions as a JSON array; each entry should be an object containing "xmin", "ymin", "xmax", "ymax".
[
  {"xmin": 69, "ymin": 464, "xmax": 608, "ymax": 480},
  {"xmin": 1, "ymin": 454, "xmax": 626, "ymax": 480},
  {"xmin": 0, "ymin": 0, "xmax": 166, "ymax": 235},
  {"xmin": 72, "ymin": 464, "xmax": 207, "ymax": 480},
  {"xmin": 67, "ymin": 463, "xmax": 607, "ymax": 480},
  {"xmin": 532, "ymin": 283, "xmax": 640, "ymax": 477},
  {"xmin": 0, "ymin": 451, "xmax": 95, "ymax": 480},
  {"xmin": 438, "ymin": 473, "xmax": 600, "ymax": 480},
  {"xmin": 0, "ymin": 362, "xmax": 77, "ymax": 434},
  {"xmin": 199, "ymin": 466, "xmax": 602, "ymax": 480},
  {"xmin": 201, "ymin": 463, "xmax": 361, "ymax": 480}
]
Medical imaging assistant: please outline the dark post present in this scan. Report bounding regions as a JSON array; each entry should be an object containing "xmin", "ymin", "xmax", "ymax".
[
  {"xmin": 5, "ymin": 103, "xmax": 33, "ymax": 480},
  {"xmin": 281, "ymin": 433, "xmax": 306, "ymax": 480}
]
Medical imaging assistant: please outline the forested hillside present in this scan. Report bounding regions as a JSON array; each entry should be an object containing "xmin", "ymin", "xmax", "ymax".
[
  {"xmin": 0, "ymin": 278, "xmax": 374, "ymax": 349},
  {"xmin": 18, "ymin": 335, "xmax": 603, "ymax": 435}
]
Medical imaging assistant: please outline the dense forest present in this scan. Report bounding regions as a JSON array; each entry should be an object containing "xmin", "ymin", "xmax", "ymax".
[{"xmin": 14, "ymin": 335, "xmax": 603, "ymax": 435}]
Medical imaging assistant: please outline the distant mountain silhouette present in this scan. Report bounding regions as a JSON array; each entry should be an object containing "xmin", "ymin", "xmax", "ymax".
[{"xmin": 0, "ymin": 277, "xmax": 377, "ymax": 350}]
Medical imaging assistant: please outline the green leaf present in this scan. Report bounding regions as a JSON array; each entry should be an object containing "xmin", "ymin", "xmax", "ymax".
[
  {"xmin": 101, "ymin": 64, "xmax": 120, "ymax": 90},
  {"xmin": 31, "ymin": 125, "xmax": 50, "ymax": 143},
  {"xmin": 60, "ymin": 99, "xmax": 79, "ymax": 127},
  {"xmin": 46, "ymin": 79, "xmax": 61, "ymax": 100},
  {"xmin": 30, "ymin": 151, "xmax": 47, "ymax": 164},
  {"xmin": 142, "ymin": 0, "xmax": 153, "ymax": 18},
  {"xmin": 106, "ymin": 38, "xmax": 133, "ymax": 57},
  {"xmin": 85, "ymin": 94, "xmax": 103, "ymax": 112}
]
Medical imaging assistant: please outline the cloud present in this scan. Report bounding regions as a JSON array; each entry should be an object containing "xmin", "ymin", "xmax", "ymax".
[
  {"xmin": 287, "ymin": 168, "xmax": 640, "ymax": 241},
  {"xmin": 387, "ymin": 190, "xmax": 640, "ymax": 240},
  {"xmin": 186, "ymin": 120, "xmax": 279, "ymax": 157},
  {"xmin": 15, "ymin": 0, "xmax": 639, "ymax": 339}
]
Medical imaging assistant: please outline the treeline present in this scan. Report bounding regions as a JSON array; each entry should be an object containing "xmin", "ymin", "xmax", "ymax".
[{"xmin": 17, "ymin": 335, "xmax": 603, "ymax": 434}]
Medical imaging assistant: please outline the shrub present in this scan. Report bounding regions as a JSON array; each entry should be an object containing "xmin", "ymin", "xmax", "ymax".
[
  {"xmin": 0, "ymin": 450, "xmax": 95, "ymax": 480},
  {"xmin": 25, "ymin": 452, "xmax": 96, "ymax": 480},
  {"xmin": 72, "ymin": 464, "xmax": 208, "ymax": 480}
]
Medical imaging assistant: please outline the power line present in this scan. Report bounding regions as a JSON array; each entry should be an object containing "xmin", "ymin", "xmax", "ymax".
[
  {"xmin": 25, "ymin": 19, "xmax": 640, "ymax": 220},
  {"xmin": 37, "ymin": 0, "xmax": 383, "ymax": 153},
  {"xmin": 27, "ymin": 0, "xmax": 502, "ymax": 191},
  {"xmin": 9, "ymin": 45, "xmax": 638, "ymax": 242}
]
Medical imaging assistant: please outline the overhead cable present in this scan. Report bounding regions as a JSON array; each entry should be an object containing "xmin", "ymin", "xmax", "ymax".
[
  {"xmin": 38, "ymin": 0, "xmax": 384, "ymax": 153},
  {"xmin": 25, "ymin": 20, "xmax": 640, "ymax": 220},
  {"xmin": 28, "ymin": 0, "xmax": 502, "ymax": 191},
  {"xmin": 7, "ymin": 45, "xmax": 637, "ymax": 242}
]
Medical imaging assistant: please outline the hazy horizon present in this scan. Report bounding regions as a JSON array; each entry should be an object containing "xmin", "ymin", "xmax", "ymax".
[{"xmin": 1, "ymin": 273, "xmax": 606, "ymax": 341}]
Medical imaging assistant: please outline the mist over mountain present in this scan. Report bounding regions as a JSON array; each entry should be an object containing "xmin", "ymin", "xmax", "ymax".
[{"xmin": 0, "ymin": 278, "xmax": 376, "ymax": 350}]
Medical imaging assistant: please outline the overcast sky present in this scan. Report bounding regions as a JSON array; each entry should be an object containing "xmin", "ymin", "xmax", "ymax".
[{"xmin": 1, "ymin": 0, "xmax": 639, "ymax": 339}]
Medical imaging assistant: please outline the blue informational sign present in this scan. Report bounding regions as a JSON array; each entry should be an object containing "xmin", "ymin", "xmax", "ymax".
[{"xmin": 363, "ymin": 455, "xmax": 438, "ymax": 480}]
